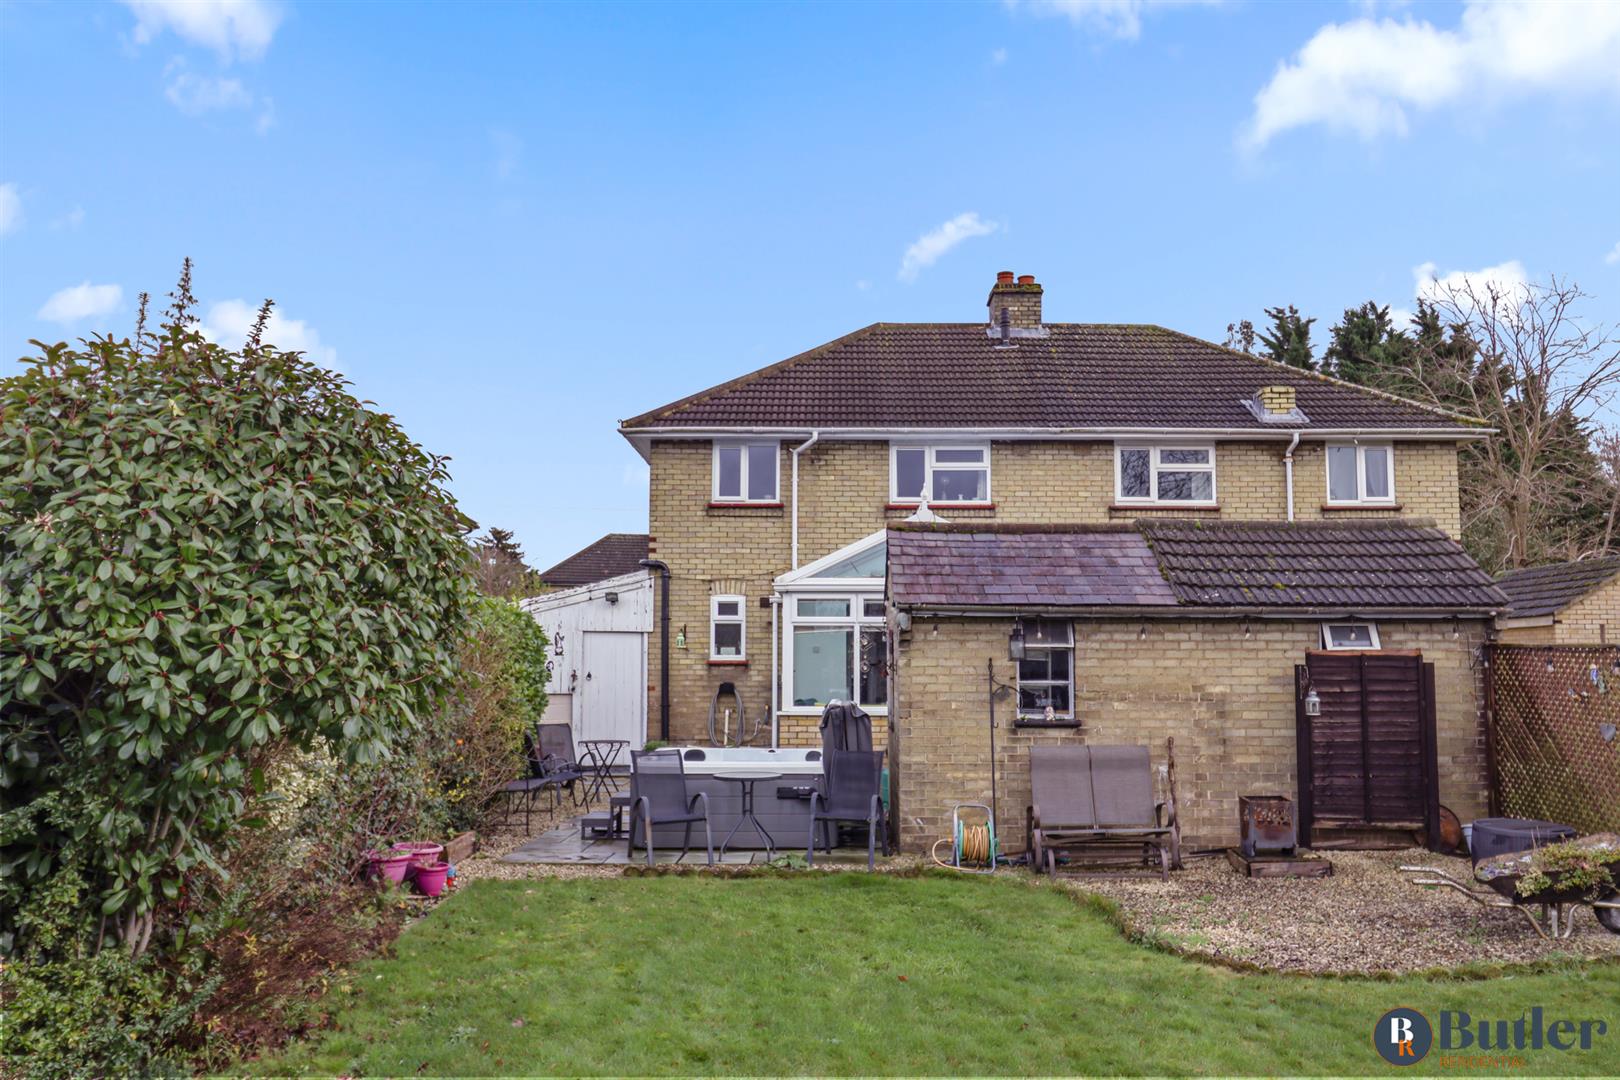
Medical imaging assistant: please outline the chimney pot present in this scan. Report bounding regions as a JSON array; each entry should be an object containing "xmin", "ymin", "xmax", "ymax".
[
  {"xmin": 987, "ymin": 270, "xmax": 1044, "ymax": 331},
  {"xmin": 996, "ymin": 270, "xmax": 1015, "ymax": 284},
  {"xmin": 1017, "ymin": 274, "xmax": 1035, "ymax": 285}
]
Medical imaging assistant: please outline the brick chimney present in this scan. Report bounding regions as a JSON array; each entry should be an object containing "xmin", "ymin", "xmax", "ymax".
[
  {"xmin": 987, "ymin": 271, "xmax": 1043, "ymax": 330},
  {"xmin": 1257, "ymin": 385, "xmax": 1298, "ymax": 416}
]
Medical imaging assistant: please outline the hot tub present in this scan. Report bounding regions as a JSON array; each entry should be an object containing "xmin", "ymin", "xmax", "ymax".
[{"xmin": 639, "ymin": 746, "xmax": 825, "ymax": 850}]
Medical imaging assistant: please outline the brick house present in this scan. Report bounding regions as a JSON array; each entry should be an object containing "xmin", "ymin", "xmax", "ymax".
[
  {"xmin": 1494, "ymin": 556, "xmax": 1620, "ymax": 644},
  {"xmin": 618, "ymin": 272, "xmax": 1506, "ymax": 851}
]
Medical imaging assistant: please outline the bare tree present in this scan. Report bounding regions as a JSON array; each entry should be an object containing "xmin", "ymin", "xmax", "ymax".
[
  {"xmin": 1592, "ymin": 427, "xmax": 1620, "ymax": 558},
  {"xmin": 1406, "ymin": 276, "xmax": 1620, "ymax": 570}
]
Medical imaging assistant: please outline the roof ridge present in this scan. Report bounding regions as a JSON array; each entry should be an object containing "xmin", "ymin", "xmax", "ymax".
[{"xmin": 1148, "ymin": 324, "xmax": 1490, "ymax": 428}]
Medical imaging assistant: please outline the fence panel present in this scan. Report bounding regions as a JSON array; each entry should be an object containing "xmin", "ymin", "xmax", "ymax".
[{"xmin": 1487, "ymin": 644, "xmax": 1620, "ymax": 834}]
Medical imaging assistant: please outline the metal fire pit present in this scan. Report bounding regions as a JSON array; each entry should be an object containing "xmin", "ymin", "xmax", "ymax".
[{"xmin": 1239, "ymin": 795, "xmax": 1297, "ymax": 859}]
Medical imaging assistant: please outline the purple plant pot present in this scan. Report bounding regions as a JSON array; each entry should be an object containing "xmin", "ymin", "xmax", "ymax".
[
  {"xmin": 369, "ymin": 850, "xmax": 413, "ymax": 884},
  {"xmin": 391, "ymin": 842, "xmax": 444, "ymax": 879},
  {"xmin": 413, "ymin": 860, "xmax": 450, "ymax": 898}
]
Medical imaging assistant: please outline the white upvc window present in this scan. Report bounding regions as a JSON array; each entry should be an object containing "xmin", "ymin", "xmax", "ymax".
[
  {"xmin": 1114, "ymin": 443, "xmax": 1217, "ymax": 504},
  {"xmin": 890, "ymin": 443, "xmax": 991, "ymax": 504},
  {"xmin": 710, "ymin": 595, "xmax": 746, "ymax": 660},
  {"xmin": 1321, "ymin": 622, "xmax": 1380, "ymax": 650},
  {"xmin": 1325, "ymin": 442, "xmax": 1395, "ymax": 505},
  {"xmin": 712, "ymin": 441, "xmax": 779, "ymax": 503},
  {"xmin": 783, "ymin": 593, "xmax": 887, "ymax": 712},
  {"xmin": 1016, "ymin": 619, "xmax": 1076, "ymax": 724}
]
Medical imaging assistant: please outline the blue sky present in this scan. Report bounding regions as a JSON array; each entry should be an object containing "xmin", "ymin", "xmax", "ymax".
[{"xmin": 3, "ymin": 0, "xmax": 1619, "ymax": 569}]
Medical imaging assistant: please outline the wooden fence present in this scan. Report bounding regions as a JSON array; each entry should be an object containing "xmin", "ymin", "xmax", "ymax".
[{"xmin": 1486, "ymin": 644, "xmax": 1620, "ymax": 834}]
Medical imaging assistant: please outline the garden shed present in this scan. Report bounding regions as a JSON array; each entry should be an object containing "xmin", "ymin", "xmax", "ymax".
[
  {"xmin": 1495, "ymin": 556, "xmax": 1620, "ymax": 644},
  {"xmin": 523, "ymin": 569, "xmax": 652, "ymax": 754}
]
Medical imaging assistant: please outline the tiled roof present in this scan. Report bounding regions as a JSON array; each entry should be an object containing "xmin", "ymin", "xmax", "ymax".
[
  {"xmin": 887, "ymin": 520, "xmax": 1504, "ymax": 613},
  {"xmin": 887, "ymin": 525, "xmax": 1176, "ymax": 608},
  {"xmin": 622, "ymin": 324, "xmax": 1482, "ymax": 432},
  {"xmin": 1495, "ymin": 556, "xmax": 1620, "ymax": 619},
  {"xmin": 1140, "ymin": 520, "xmax": 1506, "ymax": 610},
  {"xmin": 537, "ymin": 533, "xmax": 650, "ymax": 588}
]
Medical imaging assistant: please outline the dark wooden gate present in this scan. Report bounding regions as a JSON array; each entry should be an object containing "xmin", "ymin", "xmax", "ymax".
[{"xmin": 1295, "ymin": 651, "xmax": 1440, "ymax": 849}]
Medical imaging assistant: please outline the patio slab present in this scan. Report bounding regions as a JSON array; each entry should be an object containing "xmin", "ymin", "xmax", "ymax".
[{"xmin": 500, "ymin": 815, "xmax": 876, "ymax": 866}]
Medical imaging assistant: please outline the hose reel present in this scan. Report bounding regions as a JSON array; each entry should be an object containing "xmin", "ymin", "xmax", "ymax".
[{"xmin": 932, "ymin": 802, "xmax": 998, "ymax": 873}]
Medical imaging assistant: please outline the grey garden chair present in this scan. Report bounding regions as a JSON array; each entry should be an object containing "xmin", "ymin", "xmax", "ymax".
[
  {"xmin": 626, "ymin": 749, "xmax": 714, "ymax": 867},
  {"xmin": 1026, "ymin": 744, "xmax": 1175, "ymax": 881},
  {"xmin": 806, "ymin": 748, "xmax": 888, "ymax": 871},
  {"xmin": 535, "ymin": 722, "xmax": 588, "ymax": 809}
]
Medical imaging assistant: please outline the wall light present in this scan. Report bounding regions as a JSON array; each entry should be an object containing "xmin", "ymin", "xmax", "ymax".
[
  {"xmin": 1008, "ymin": 620, "xmax": 1026, "ymax": 661},
  {"xmin": 1304, "ymin": 688, "xmax": 1321, "ymax": 717}
]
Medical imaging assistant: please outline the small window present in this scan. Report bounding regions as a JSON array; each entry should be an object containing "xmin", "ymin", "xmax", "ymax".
[
  {"xmin": 1322, "ymin": 622, "xmax": 1380, "ymax": 650},
  {"xmin": 1115, "ymin": 444, "xmax": 1216, "ymax": 504},
  {"xmin": 710, "ymin": 595, "xmax": 746, "ymax": 659},
  {"xmin": 1017, "ymin": 620, "xmax": 1076, "ymax": 723},
  {"xmin": 796, "ymin": 597, "xmax": 850, "ymax": 618},
  {"xmin": 890, "ymin": 444, "xmax": 991, "ymax": 504},
  {"xmin": 1325, "ymin": 443, "xmax": 1395, "ymax": 504},
  {"xmin": 713, "ymin": 441, "xmax": 779, "ymax": 503}
]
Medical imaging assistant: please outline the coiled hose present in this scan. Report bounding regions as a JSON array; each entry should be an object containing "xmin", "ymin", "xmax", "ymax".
[{"xmin": 930, "ymin": 822, "xmax": 997, "ymax": 871}]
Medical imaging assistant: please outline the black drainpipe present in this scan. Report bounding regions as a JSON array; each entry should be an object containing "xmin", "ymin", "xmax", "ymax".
[{"xmin": 640, "ymin": 558, "xmax": 671, "ymax": 742}]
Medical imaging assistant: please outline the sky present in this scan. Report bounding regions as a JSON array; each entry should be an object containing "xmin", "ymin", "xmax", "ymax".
[{"xmin": 3, "ymin": 0, "xmax": 1619, "ymax": 570}]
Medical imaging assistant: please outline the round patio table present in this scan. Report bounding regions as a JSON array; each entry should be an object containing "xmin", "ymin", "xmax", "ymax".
[{"xmin": 716, "ymin": 772, "xmax": 784, "ymax": 858}]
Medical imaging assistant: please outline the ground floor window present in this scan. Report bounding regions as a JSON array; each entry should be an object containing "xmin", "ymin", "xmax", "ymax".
[
  {"xmin": 785, "ymin": 593, "xmax": 886, "ymax": 710},
  {"xmin": 1017, "ymin": 619, "xmax": 1074, "ymax": 724},
  {"xmin": 1322, "ymin": 622, "xmax": 1380, "ymax": 650},
  {"xmin": 710, "ymin": 595, "xmax": 745, "ymax": 659}
]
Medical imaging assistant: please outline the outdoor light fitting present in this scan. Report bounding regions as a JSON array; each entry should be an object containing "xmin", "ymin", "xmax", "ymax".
[
  {"xmin": 1304, "ymin": 689, "xmax": 1321, "ymax": 717},
  {"xmin": 1008, "ymin": 620, "xmax": 1026, "ymax": 661}
]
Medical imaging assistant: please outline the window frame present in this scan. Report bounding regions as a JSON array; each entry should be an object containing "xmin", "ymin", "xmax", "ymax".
[
  {"xmin": 888, "ymin": 442, "xmax": 993, "ymax": 505},
  {"xmin": 711, "ymin": 440, "xmax": 780, "ymax": 504},
  {"xmin": 1113, "ymin": 442, "xmax": 1218, "ymax": 506},
  {"xmin": 1321, "ymin": 622, "xmax": 1381, "ymax": 650},
  {"xmin": 781, "ymin": 589, "xmax": 887, "ymax": 714},
  {"xmin": 1015, "ymin": 619, "xmax": 1077, "ymax": 725},
  {"xmin": 1324, "ymin": 442, "xmax": 1396, "ymax": 506},
  {"xmin": 709, "ymin": 594, "xmax": 747, "ymax": 661}
]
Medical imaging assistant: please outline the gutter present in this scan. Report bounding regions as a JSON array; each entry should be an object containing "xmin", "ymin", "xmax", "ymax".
[
  {"xmin": 638, "ymin": 559, "xmax": 672, "ymax": 742},
  {"xmin": 1284, "ymin": 430, "xmax": 1301, "ymax": 522},
  {"xmin": 895, "ymin": 604, "xmax": 1500, "ymax": 620},
  {"xmin": 790, "ymin": 429, "xmax": 821, "ymax": 569}
]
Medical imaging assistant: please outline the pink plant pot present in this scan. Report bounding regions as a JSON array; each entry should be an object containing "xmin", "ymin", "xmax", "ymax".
[
  {"xmin": 413, "ymin": 860, "xmax": 450, "ymax": 898},
  {"xmin": 391, "ymin": 842, "xmax": 444, "ymax": 878},
  {"xmin": 369, "ymin": 851, "xmax": 413, "ymax": 884}
]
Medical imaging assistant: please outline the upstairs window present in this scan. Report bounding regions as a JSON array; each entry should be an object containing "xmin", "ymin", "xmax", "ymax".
[
  {"xmin": 1115, "ymin": 444, "xmax": 1216, "ymax": 504},
  {"xmin": 710, "ymin": 595, "xmax": 746, "ymax": 660},
  {"xmin": 1326, "ymin": 443, "xmax": 1394, "ymax": 504},
  {"xmin": 713, "ymin": 441, "xmax": 779, "ymax": 503},
  {"xmin": 891, "ymin": 444, "xmax": 990, "ymax": 504}
]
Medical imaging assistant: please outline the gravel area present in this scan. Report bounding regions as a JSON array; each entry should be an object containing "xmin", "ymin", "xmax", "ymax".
[{"xmin": 1070, "ymin": 847, "xmax": 1620, "ymax": 974}]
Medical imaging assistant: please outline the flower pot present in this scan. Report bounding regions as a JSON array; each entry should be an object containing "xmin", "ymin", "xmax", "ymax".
[
  {"xmin": 413, "ymin": 860, "xmax": 450, "ymax": 897},
  {"xmin": 368, "ymin": 850, "xmax": 413, "ymax": 885},
  {"xmin": 392, "ymin": 842, "xmax": 444, "ymax": 878}
]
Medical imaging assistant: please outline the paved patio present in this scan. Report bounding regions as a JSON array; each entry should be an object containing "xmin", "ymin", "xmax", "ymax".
[{"xmin": 501, "ymin": 815, "xmax": 885, "ymax": 867}]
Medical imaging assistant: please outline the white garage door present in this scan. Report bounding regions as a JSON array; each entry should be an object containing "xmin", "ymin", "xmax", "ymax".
[{"xmin": 579, "ymin": 631, "xmax": 645, "ymax": 751}]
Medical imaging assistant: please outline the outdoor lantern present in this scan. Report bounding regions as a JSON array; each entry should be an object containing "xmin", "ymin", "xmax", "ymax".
[
  {"xmin": 676, "ymin": 625, "xmax": 687, "ymax": 650},
  {"xmin": 604, "ymin": 590, "xmax": 619, "ymax": 605},
  {"xmin": 1008, "ymin": 620, "xmax": 1026, "ymax": 661},
  {"xmin": 1304, "ymin": 688, "xmax": 1321, "ymax": 717}
]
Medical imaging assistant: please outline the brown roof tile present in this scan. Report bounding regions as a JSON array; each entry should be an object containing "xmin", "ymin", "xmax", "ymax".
[
  {"xmin": 537, "ymin": 533, "xmax": 651, "ymax": 588},
  {"xmin": 622, "ymin": 324, "xmax": 1482, "ymax": 433},
  {"xmin": 1495, "ymin": 556, "xmax": 1620, "ymax": 619}
]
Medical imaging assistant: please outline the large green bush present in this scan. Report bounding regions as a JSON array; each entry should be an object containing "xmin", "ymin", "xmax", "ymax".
[{"xmin": 0, "ymin": 314, "xmax": 473, "ymax": 959}]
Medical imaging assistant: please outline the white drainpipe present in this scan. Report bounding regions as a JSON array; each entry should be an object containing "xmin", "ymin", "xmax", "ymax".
[
  {"xmin": 1284, "ymin": 431, "xmax": 1301, "ymax": 522},
  {"xmin": 769, "ymin": 594, "xmax": 781, "ymax": 748},
  {"xmin": 790, "ymin": 429, "xmax": 821, "ymax": 569}
]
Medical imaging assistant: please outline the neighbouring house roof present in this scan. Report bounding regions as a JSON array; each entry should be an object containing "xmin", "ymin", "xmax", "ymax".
[
  {"xmin": 887, "ymin": 520, "xmax": 1506, "ymax": 614},
  {"xmin": 1494, "ymin": 556, "xmax": 1620, "ymax": 619},
  {"xmin": 620, "ymin": 324, "xmax": 1484, "ymax": 434},
  {"xmin": 537, "ymin": 533, "xmax": 651, "ymax": 588}
]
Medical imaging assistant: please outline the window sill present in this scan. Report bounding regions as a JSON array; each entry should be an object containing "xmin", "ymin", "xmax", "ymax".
[
  {"xmin": 778, "ymin": 706, "xmax": 887, "ymax": 717},
  {"xmin": 707, "ymin": 501, "xmax": 784, "ymax": 510},
  {"xmin": 1321, "ymin": 502, "xmax": 1402, "ymax": 512},
  {"xmin": 707, "ymin": 658, "xmax": 749, "ymax": 666},
  {"xmin": 885, "ymin": 502, "xmax": 995, "ymax": 511},
  {"xmin": 1014, "ymin": 719, "xmax": 1081, "ymax": 729},
  {"xmin": 1109, "ymin": 503, "xmax": 1220, "ymax": 513}
]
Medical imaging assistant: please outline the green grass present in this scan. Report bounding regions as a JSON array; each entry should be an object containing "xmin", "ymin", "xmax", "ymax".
[{"xmin": 252, "ymin": 872, "xmax": 1620, "ymax": 1076}]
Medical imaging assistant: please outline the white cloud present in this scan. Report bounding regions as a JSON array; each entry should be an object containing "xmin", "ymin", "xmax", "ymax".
[
  {"xmin": 165, "ymin": 71, "xmax": 254, "ymax": 113},
  {"xmin": 1412, "ymin": 258, "xmax": 1530, "ymax": 308},
  {"xmin": 52, "ymin": 206, "xmax": 86, "ymax": 231},
  {"xmin": 991, "ymin": 47, "xmax": 1008, "ymax": 65},
  {"xmin": 123, "ymin": 0, "xmax": 282, "ymax": 62},
  {"xmin": 0, "ymin": 182, "xmax": 20, "ymax": 235},
  {"xmin": 1009, "ymin": 0, "xmax": 1218, "ymax": 41},
  {"xmin": 1605, "ymin": 241, "xmax": 1620, "ymax": 266},
  {"xmin": 199, "ymin": 299, "xmax": 338, "ymax": 369},
  {"xmin": 1242, "ymin": 1, "xmax": 1620, "ymax": 150},
  {"xmin": 38, "ymin": 282, "xmax": 124, "ymax": 324},
  {"xmin": 898, "ymin": 212, "xmax": 998, "ymax": 282}
]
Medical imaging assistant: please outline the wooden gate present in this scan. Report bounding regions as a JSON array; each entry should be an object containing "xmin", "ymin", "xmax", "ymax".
[{"xmin": 1295, "ymin": 651, "xmax": 1440, "ymax": 849}]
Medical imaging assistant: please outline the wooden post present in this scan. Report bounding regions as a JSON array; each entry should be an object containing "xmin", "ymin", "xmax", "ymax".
[
  {"xmin": 1294, "ymin": 663, "xmax": 1314, "ymax": 849},
  {"xmin": 1482, "ymin": 642, "xmax": 1501, "ymax": 817},
  {"xmin": 1165, "ymin": 736, "xmax": 1182, "ymax": 870},
  {"xmin": 1420, "ymin": 661, "xmax": 1443, "ymax": 852}
]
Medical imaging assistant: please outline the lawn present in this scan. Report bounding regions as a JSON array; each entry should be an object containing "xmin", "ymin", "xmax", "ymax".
[{"xmin": 254, "ymin": 872, "xmax": 1620, "ymax": 1076}]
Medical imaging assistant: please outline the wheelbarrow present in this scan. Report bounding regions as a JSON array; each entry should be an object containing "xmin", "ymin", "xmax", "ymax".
[{"xmin": 1401, "ymin": 832, "xmax": 1620, "ymax": 941}]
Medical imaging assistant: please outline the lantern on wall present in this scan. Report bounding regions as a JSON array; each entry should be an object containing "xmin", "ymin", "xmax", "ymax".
[
  {"xmin": 1008, "ymin": 620, "xmax": 1026, "ymax": 661},
  {"xmin": 1304, "ymin": 688, "xmax": 1322, "ymax": 717}
]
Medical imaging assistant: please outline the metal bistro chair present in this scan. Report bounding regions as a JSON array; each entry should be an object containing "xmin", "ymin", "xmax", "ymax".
[
  {"xmin": 626, "ymin": 749, "xmax": 715, "ymax": 867},
  {"xmin": 807, "ymin": 749, "xmax": 888, "ymax": 871},
  {"xmin": 534, "ymin": 722, "xmax": 588, "ymax": 810}
]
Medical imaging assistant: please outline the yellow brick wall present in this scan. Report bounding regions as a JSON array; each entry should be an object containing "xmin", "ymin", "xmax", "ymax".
[
  {"xmin": 1550, "ymin": 579, "xmax": 1620, "ymax": 644},
  {"xmin": 646, "ymin": 437, "xmax": 1465, "ymax": 746},
  {"xmin": 890, "ymin": 617, "xmax": 1490, "ymax": 852}
]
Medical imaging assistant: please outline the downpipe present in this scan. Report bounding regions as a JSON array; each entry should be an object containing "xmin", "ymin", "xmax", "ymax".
[
  {"xmin": 790, "ymin": 429, "xmax": 821, "ymax": 569},
  {"xmin": 1284, "ymin": 431, "xmax": 1301, "ymax": 522},
  {"xmin": 639, "ymin": 558, "xmax": 671, "ymax": 742}
]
